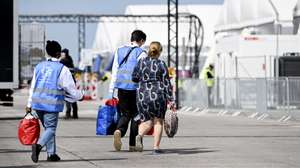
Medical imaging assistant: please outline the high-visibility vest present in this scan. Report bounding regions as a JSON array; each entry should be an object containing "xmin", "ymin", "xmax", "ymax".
[
  {"xmin": 31, "ymin": 61, "xmax": 65, "ymax": 112},
  {"xmin": 115, "ymin": 46, "xmax": 144, "ymax": 90},
  {"xmin": 204, "ymin": 67, "xmax": 214, "ymax": 87}
]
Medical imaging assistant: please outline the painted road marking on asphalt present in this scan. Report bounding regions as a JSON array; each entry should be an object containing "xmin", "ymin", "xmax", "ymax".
[
  {"xmin": 232, "ymin": 111, "xmax": 241, "ymax": 117},
  {"xmin": 248, "ymin": 112, "xmax": 259, "ymax": 118}
]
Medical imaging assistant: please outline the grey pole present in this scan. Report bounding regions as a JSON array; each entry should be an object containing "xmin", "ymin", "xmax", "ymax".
[{"xmin": 268, "ymin": 0, "xmax": 280, "ymax": 77}]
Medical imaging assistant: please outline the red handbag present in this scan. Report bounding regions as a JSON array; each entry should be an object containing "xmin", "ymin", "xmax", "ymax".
[
  {"xmin": 105, "ymin": 98, "xmax": 119, "ymax": 106},
  {"xmin": 18, "ymin": 113, "xmax": 40, "ymax": 145}
]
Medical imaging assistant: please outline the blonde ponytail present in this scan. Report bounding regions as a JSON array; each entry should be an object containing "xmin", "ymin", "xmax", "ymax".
[{"xmin": 148, "ymin": 41, "xmax": 162, "ymax": 58}]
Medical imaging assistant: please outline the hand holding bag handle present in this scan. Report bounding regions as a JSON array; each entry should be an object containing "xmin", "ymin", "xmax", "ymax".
[
  {"xmin": 167, "ymin": 101, "xmax": 176, "ymax": 112},
  {"xmin": 25, "ymin": 107, "xmax": 32, "ymax": 113}
]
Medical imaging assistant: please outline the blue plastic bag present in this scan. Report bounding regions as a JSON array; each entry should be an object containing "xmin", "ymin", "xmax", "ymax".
[{"xmin": 96, "ymin": 105, "xmax": 119, "ymax": 135}]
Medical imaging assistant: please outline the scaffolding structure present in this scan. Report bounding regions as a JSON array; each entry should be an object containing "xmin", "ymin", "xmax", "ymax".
[
  {"xmin": 19, "ymin": 13, "xmax": 203, "ymax": 106},
  {"xmin": 168, "ymin": 0, "xmax": 179, "ymax": 107},
  {"xmin": 19, "ymin": 14, "xmax": 203, "ymax": 71}
]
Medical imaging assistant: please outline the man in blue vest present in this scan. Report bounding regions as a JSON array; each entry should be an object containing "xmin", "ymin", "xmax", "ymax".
[
  {"xmin": 26, "ymin": 40, "xmax": 83, "ymax": 163},
  {"xmin": 108, "ymin": 30, "xmax": 147, "ymax": 152}
]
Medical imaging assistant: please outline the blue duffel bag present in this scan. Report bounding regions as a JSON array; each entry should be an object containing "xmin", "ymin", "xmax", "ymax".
[{"xmin": 96, "ymin": 99, "xmax": 119, "ymax": 135}]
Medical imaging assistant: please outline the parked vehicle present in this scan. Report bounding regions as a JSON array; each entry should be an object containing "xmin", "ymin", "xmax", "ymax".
[{"xmin": 0, "ymin": 0, "xmax": 19, "ymax": 106}]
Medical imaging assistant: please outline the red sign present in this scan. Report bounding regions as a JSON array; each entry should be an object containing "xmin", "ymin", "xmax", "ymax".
[{"xmin": 244, "ymin": 36, "xmax": 259, "ymax": 41}]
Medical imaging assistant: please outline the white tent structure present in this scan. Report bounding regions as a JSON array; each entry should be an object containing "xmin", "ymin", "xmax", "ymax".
[
  {"xmin": 124, "ymin": 5, "xmax": 221, "ymax": 49},
  {"xmin": 215, "ymin": 0, "xmax": 299, "ymax": 35},
  {"xmin": 214, "ymin": 0, "xmax": 300, "ymax": 79},
  {"xmin": 92, "ymin": 4, "xmax": 221, "ymax": 71}
]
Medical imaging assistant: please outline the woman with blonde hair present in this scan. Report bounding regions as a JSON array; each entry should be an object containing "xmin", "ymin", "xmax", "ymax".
[{"xmin": 132, "ymin": 41, "xmax": 174, "ymax": 154}]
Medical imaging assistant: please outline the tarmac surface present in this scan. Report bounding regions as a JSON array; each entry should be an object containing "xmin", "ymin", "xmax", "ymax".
[{"xmin": 0, "ymin": 89, "xmax": 300, "ymax": 168}]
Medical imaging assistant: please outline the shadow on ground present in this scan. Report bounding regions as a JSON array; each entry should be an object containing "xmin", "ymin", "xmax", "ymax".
[
  {"xmin": 152, "ymin": 148, "xmax": 218, "ymax": 155},
  {"xmin": 0, "ymin": 149, "xmax": 49, "ymax": 154},
  {"xmin": 0, "ymin": 166, "xmax": 37, "ymax": 168},
  {"xmin": 162, "ymin": 147, "xmax": 218, "ymax": 155},
  {"xmin": 0, "ymin": 149, "xmax": 31, "ymax": 153},
  {"xmin": 39, "ymin": 157, "xmax": 127, "ymax": 163},
  {"xmin": 110, "ymin": 147, "xmax": 218, "ymax": 155}
]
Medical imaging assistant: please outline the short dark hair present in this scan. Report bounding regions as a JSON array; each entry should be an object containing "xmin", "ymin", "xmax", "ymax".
[
  {"xmin": 130, "ymin": 30, "xmax": 146, "ymax": 42},
  {"xmin": 46, "ymin": 40, "xmax": 61, "ymax": 57}
]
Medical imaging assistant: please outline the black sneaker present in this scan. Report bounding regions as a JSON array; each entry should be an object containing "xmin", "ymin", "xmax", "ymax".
[
  {"xmin": 129, "ymin": 146, "xmax": 136, "ymax": 152},
  {"xmin": 47, "ymin": 154, "xmax": 61, "ymax": 162},
  {"xmin": 31, "ymin": 144, "xmax": 42, "ymax": 163},
  {"xmin": 152, "ymin": 149, "xmax": 164, "ymax": 155},
  {"xmin": 64, "ymin": 116, "xmax": 71, "ymax": 120}
]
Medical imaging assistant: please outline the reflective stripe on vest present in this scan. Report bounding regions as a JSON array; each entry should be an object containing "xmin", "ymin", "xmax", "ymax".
[
  {"xmin": 32, "ymin": 98, "xmax": 64, "ymax": 105},
  {"xmin": 117, "ymin": 69, "xmax": 131, "ymax": 74},
  {"xmin": 115, "ymin": 46, "xmax": 144, "ymax": 90},
  {"xmin": 31, "ymin": 61, "xmax": 65, "ymax": 112},
  {"xmin": 33, "ymin": 88, "xmax": 64, "ymax": 96},
  {"xmin": 117, "ymin": 79, "xmax": 136, "ymax": 84}
]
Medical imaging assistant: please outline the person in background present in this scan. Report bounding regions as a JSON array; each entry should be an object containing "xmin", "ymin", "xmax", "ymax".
[
  {"xmin": 132, "ymin": 41, "xmax": 174, "ymax": 155},
  {"xmin": 60, "ymin": 48, "xmax": 79, "ymax": 119},
  {"xmin": 108, "ymin": 30, "xmax": 147, "ymax": 152},
  {"xmin": 204, "ymin": 64, "xmax": 215, "ymax": 107},
  {"xmin": 26, "ymin": 40, "xmax": 83, "ymax": 163}
]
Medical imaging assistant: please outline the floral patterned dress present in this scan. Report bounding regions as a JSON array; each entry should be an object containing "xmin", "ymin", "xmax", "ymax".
[{"xmin": 132, "ymin": 57, "xmax": 173, "ymax": 121}]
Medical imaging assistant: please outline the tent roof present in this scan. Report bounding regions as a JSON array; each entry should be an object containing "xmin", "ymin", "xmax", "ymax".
[
  {"xmin": 93, "ymin": 4, "xmax": 221, "ymax": 53},
  {"xmin": 215, "ymin": 0, "xmax": 298, "ymax": 32}
]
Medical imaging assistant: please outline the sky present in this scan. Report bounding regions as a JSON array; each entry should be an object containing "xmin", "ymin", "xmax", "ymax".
[{"xmin": 19, "ymin": 0, "xmax": 224, "ymax": 64}]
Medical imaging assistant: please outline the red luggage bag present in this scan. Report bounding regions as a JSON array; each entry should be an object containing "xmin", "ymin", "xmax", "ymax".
[{"xmin": 18, "ymin": 113, "xmax": 40, "ymax": 145}]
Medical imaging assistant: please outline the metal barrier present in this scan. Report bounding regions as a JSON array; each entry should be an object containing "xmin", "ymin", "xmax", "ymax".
[
  {"xmin": 180, "ymin": 77, "xmax": 300, "ymax": 117},
  {"xmin": 94, "ymin": 77, "xmax": 300, "ymax": 120},
  {"xmin": 19, "ymin": 23, "xmax": 45, "ymax": 85}
]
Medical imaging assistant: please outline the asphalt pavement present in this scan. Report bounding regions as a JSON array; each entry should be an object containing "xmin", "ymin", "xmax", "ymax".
[{"xmin": 0, "ymin": 89, "xmax": 300, "ymax": 168}]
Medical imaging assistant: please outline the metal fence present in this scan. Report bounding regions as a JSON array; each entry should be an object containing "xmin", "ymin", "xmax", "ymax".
[
  {"xmin": 180, "ymin": 77, "xmax": 300, "ymax": 115},
  {"xmin": 19, "ymin": 23, "xmax": 45, "ymax": 84}
]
